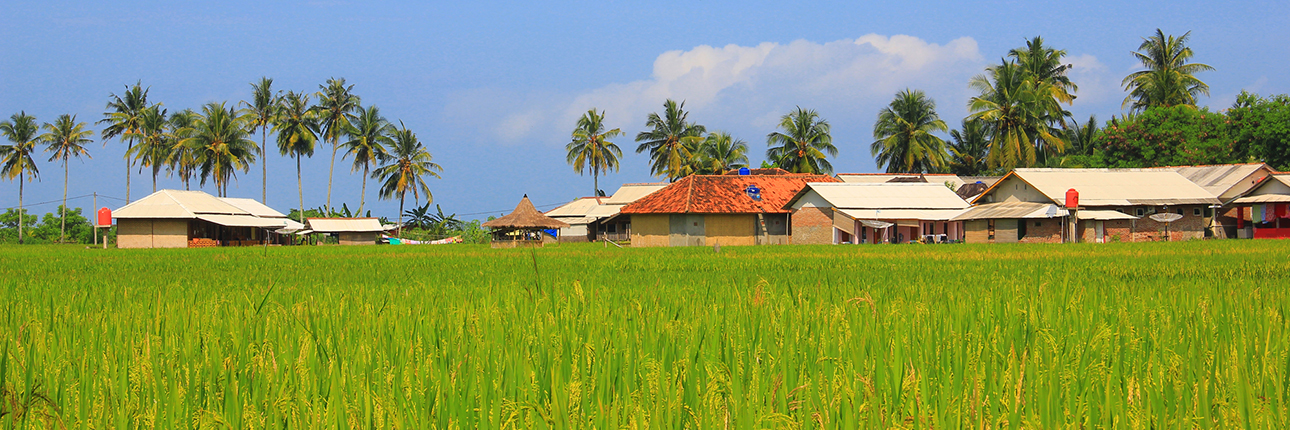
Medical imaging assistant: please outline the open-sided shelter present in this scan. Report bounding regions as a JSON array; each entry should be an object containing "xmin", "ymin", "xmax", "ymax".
[
  {"xmin": 617, "ymin": 173, "xmax": 837, "ymax": 247},
  {"xmin": 482, "ymin": 195, "xmax": 570, "ymax": 248},
  {"xmin": 305, "ymin": 218, "xmax": 385, "ymax": 245},
  {"xmin": 113, "ymin": 189, "xmax": 302, "ymax": 248},
  {"xmin": 954, "ymin": 168, "xmax": 1218, "ymax": 243},
  {"xmin": 784, "ymin": 182, "xmax": 970, "ymax": 244}
]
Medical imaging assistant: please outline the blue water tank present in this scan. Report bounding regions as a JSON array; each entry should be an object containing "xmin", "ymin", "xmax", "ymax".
[{"xmin": 738, "ymin": 167, "xmax": 751, "ymax": 175}]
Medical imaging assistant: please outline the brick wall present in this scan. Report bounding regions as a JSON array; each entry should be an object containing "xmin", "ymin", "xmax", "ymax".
[
  {"xmin": 791, "ymin": 207, "xmax": 833, "ymax": 245},
  {"xmin": 1019, "ymin": 219, "xmax": 1063, "ymax": 243}
]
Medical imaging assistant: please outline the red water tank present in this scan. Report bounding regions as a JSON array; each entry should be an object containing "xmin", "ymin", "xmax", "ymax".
[
  {"xmin": 1065, "ymin": 188, "xmax": 1079, "ymax": 209},
  {"xmin": 97, "ymin": 208, "xmax": 112, "ymax": 227}
]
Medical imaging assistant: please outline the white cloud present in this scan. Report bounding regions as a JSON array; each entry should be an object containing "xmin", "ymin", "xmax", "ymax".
[{"xmin": 1067, "ymin": 54, "xmax": 1118, "ymax": 108}]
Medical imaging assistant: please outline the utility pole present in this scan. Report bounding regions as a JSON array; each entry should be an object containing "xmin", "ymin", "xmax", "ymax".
[{"xmin": 93, "ymin": 192, "xmax": 98, "ymax": 246}]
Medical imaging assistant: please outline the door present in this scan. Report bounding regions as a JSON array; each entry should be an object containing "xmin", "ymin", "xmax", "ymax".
[{"xmin": 1095, "ymin": 220, "xmax": 1105, "ymax": 243}]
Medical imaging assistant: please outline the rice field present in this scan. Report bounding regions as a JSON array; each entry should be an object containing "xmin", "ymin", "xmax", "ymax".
[{"xmin": 1, "ymin": 241, "xmax": 1287, "ymax": 429}]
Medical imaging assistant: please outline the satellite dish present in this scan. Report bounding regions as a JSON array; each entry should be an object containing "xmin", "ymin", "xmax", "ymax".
[{"xmin": 1149, "ymin": 213, "xmax": 1183, "ymax": 223}]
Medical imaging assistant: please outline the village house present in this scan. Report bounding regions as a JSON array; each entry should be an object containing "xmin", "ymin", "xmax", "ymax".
[
  {"xmin": 617, "ymin": 173, "xmax": 837, "ymax": 247},
  {"xmin": 954, "ymin": 168, "xmax": 1219, "ymax": 243},
  {"xmin": 544, "ymin": 183, "xmax": 666, "ymax": 243},
  {"xmin": 1231, "ymin": 173, "xmax": 1290, "ymax": 239},
  {"xmin": 304, "ymin": 218, "xmax": 386, "ymax": 245},
  {"xmin": 1156, "ymin": 163, "xmax": 1273, "ymax": 238},
  {"xmin": 784, "ymin": 182, "xmax": 970, "ymax": 244},
  {"xmin": 113, "ymin": 189, "xmax": 304, "ymax": 248}
]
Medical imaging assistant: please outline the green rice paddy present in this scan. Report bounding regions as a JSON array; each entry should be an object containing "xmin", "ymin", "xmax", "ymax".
[{"xmin": 1, "ymin": 241, "xmax": 1287, "ymax": 429}]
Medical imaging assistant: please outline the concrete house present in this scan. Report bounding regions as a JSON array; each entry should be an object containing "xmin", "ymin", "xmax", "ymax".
[
  {"xmin": 954, "ymin": 168, "xmax": 1219, "ymax": 243},
  {"xmin": 113, "ymin": 189, "xmax": 303, "ymax": 248},
  {"xmin": 1158, "ymin": 163, "xmax": 1273, "ymax": 238},
  {"xmin": 1231, "ymin": 173, "xmax": 1290, "ymax": 239},
  {"xmin": 618, "ymin": 174, "xmax": 837, "ymax": 247},
  {"xmin": 784, "ymin": 182, "xmax": 970, "ymax": 244},
  {"xmin": 545, "ymin": 183, "xmax": 667, "ymax": 242}
]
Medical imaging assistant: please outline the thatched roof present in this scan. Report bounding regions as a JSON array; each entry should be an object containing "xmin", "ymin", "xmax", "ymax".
[{"xmin": 482, "ymin": 195, "xmax": 570, "ymax": 229}]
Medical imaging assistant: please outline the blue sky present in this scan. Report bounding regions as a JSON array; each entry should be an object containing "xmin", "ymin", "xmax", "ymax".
[{"xmin": 2, "ymin": 0, "xmax": 1287, "ymax": 220}]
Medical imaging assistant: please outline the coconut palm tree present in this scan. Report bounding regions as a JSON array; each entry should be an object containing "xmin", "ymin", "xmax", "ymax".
[
  {"xmin": 767, "ymin": 107, "xmax": 837, "ymax": 174},
  {"xmin": 342, "ymin": 105, "xmax": 393, "ymax": 214},
  {"xmin": 566, "ymin": 109, "xmax": 623, "ymax": 196},
  {"xmin": 98, "ymin": 82, "xmax": 149, "ymax": 203},
  {"xmin": 183, "ymin": 102, "xmax": 257, "ymax": 197},
  {"xmin": 635, "ymin": 100, "xmax": 706, "ymax": 181},
  {"xmin": 968, "ymin": 61, "xmax": 1067, "ymax": 170},
  {"xmin": 41, "ymin": 114, "xmax": 93, "ymax": 242},
  {"xmin": 312, "ymin": 78, "xmax": 361, "ymax": 215},
  {"xmin": 1065, "ymin": 115, "xmax": 1100, "ymax": 156},
  {"xmin": 1123, "ymin": 29, "xmax": 1214, "ymax": 112},
  {"xmin": 699, "ymin": 131, "xmax": 748, "ymax": 174},
  {"xmin": 947, "ymin": 119, "xmax": 989, "ymax": 176},
  {"xmin": 375, "ymin": 122, "xmax": 442, "ymax": 234},
  {"xmin": 166, "ymin": 109, "xmax": 200, "ymax": 190},
  {"xmin": 871, "ymin": 90, "xmax": 948, "ymax": 173},
  {"xmin": 242, "ymin": 77, "xmax": 279, "ymax": 204},
  {"xmin": 276, "ymin": 91, "xmax": 318, "ymax": 224},
  {"xmin": 125, "ymin": 105, "xmax": 170, "ymax": 193},
  {"xmin": 1, "ymin": 112, "xmax": 40, "ymax": 244},
  {"xmin": 1009, "ymin": 36, "xmax": 1077, "ymax": 105}
]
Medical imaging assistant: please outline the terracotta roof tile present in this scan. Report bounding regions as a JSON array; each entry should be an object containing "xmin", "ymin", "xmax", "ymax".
[{"xmin": 621, "ymin": 174, "xmax": 838, "ymax": 214}]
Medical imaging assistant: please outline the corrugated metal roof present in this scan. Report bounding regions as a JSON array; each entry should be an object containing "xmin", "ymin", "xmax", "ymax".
[
  {"xmin": 1004, "ymin": 169, "xmax": 1220, "ymax": 206},
  {"xmin": 837, "ymin": 173, "xmax": 965, "ymax": 188},
  {"xmin": 1161, "ymin": 164, "xmax": 1269, "ymax": 199},
  {"xmin": 545, "ymin": 197, "xmax": 606, "ymax": 217},
  {"xmin": 220, "ymin": 198, "xmax": 289, "ymax": 218},
  {"xmin": 603, "ymin": 183, "xmax": 667, "ymax": 205},
  {"xmin": 1077, "ymin": 210, "xmax": 1138, "ymax": 220},
  {"xmin": 306, "ymin": 218, "xmax": 385, "ymax": 232},
  {"xmin": 114, "ymin": 189, "xmax": 250, "ymax": 218},
  {"xmin": 196, "ymin": 215, "xmax": 288, "ymax": 228},
  {"xmin": 837, "ymin": 208, "xmax": 967, "ymax": 221},
  {"xmin": 952, "ymin": 202, "xmax": 1067, "ymax": 221},
  {"xmin": 796, "ymin": 182, "xmax": 970, "ymax": 210},
  {"xmin": 1232, "ymin": 174, "xmax": 1290, "ymax": 204}
]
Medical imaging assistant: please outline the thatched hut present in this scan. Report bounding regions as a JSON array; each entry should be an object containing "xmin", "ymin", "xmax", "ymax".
[{"xmin": 481, "ymin": 195, "xmax": 569, "ymax": 248}]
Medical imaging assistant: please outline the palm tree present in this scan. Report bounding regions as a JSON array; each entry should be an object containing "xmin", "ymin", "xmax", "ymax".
[
  {"xmin": 98, "ymin": 82, "xmax": 149, "ymax": 203},
  {"xmin": 1064, "ymin": 115, "xmax": 1100, "ymax": 156},
  {"xmin": 1, "ymin": 112, "xmax": 40, "ymax": 244},
  {"xmin": 699, "ymin": 131, "xmax": 748, "ymax": 174},
  {"xmin": 242, "ymin": 77, "xmax": 279, "ymax": 204},
  {"xmin": 968, "ymin": 61, "xmax": 1067, "ymax": 170},
  {"xmin": 41, "ymin": 114, "xmax": 94, "ymax": 243},
  {"xmin": 125, "ymin": 105, "xmax": 170, "ymax": 193},
  {"xmin": 312, "ymin": 78, "xmax": 361, "ymax": 215},
  {"xmin": 374, "ymin": 122, "xmax": 442, "ymax": 234},
  {"xmin": 275, "ymin": 91, "xmax": 318, "ymax": 224},
  {"xmin": 767, "ymin": 107, "xmax": 837, "ymax": 174},
  {"xmin": 635, "ymin": 100, "xmax": 706, "ymax": 181},
  {"xmin": 165, "ymin": 109, "xmax": 200, "ymax": 190},
  {"xmin": 871, "ymin": 90, "xmax": 948, "ymax": 173},
  {"xmin": 183, "ymin": 102, "xmax": 257, "ymax": 197},
  {"xmin": 1009, "ymin": 36, "xmax": 1077, "ymax": 105},
  {"xmin": 947, "ymin": 119, "xmax": 989, "ymax": 176},
  {"xmin": 1122, "ymin": 29, "xmax": 1214, "ymax": 112},
  {"xmin": 566, "ymin": 109, "xmax": 623, "ymax": 195},
  {"xmin": 342, "ymin": 105, "xmax": 393, "ymax": 214}
]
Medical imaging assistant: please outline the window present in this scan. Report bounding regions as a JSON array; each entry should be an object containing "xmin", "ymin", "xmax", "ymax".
[
  {"xmin": 1193, "ymin": 208, "xmax": 1201, "ymax": 217},
  {"xmin": 1135, "ymin": 208, "xmax": 1145, "ymax": 217},
  {"xmin": 1177, "ymin": 209, "xmax": 1184, "ymax": 216},
  {"xmin": 1034, "ymin": 221, "xmax": 1042, "ymax": 227}
]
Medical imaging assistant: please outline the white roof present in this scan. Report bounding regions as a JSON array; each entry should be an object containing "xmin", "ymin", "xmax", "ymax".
[
  {"xmin": 196, "ymin": 215, "xmax": 288, "ymax": 228},
  {"xmin": 1233, "ymin": 174, "xmax": 1290, "ymax": 204},
  {"xmin": 114, "ymin": 189, "xmax": 249, "ymax": 218},
  {"xmin": 952, "ymin": 202, "xmax": 1067, "ymax": 221},
  {"xmin": 545, "ymin": 197, "xmax": 606, "ymax": 217},
  {"xmin": 220, "ymin": 198, "xmax": 289, "ymax": 218},
  {"xmin": 800, "ymin": 182, "xmax": 970, "ymax": 210},
  {"xmin": 1160, "ymin": 164, "xmax": 1269, "ymax": 199},
  {"xmin": 837, "ymin": 208, "xmax": 967, "ymax": 221},
  {"xmin": 836, "ymin": 173, "xmax": 965, "ymax": 188},
  {"xmin": 603, "ymin": 183, "xmax": 667, "ymax": 205},
  {"xmin": 1005, "ymin": 168, "xmax": 1219, "ymax": 206},
  {"xmin": 306, "ymin": 218, "xmax": 385, "ymax": 233}
]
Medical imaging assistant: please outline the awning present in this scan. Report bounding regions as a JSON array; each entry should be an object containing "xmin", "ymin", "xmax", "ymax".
[
  {"xmin": 295, "ymin": 229, "xmax": 313, "ymax": 235},
  {"xmin": 836, "ymin": 208, "xmax": 967, "ymax": 221},
  {"xmin": 832, "ymin": 210, "xmax": 855, "ymax": 235},
  {"xmin": 1234, "ymin": 194, "xmax": 1290, "ymax": 204},
  {"xmin": 1077, "ymin": 210, "xmax": 1138, "ymax": 220},
  {"xmin": 952, "ymin": 202, "xmax": 1066, "ymax": 221},
  {"xmin": 196, "ymin": 215, "xmax": 288, "ymax": 228},
  {"xmin": 859, "ymin": 220, "xmax": 894, "ymax": 229}
]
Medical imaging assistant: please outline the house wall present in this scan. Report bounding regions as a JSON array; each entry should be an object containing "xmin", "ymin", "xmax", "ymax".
[
  {"xmin": 629, "ymin": 214, "xmax": 670, "ymax": 247},
  {"xmin": 117, "ymin": 218, "xmax": 189, "ymax": 249},
  {"xmin": 338, "ymin": 232, "xmax": 377, "ymax": 245},
  {"xmin": 982, "ymin": 177, "xmax": 1048, "ymax": 204},
  {"xmin": 705, "ymin": 214, "xmax": 755, "ymax": 246},
  {"xmin": 1252, "ymin": 179, "xmax": 1290, "ymax": 196},
  {"xmin": 789, "ymin": 190, "xmax": 831, "ymax": 210},
  {"xmin": 791, "ymin": 207, "xmax": 833, "ymax": 245},
  {"xmin": 994, "ymin": 219, "xmax": 1019, "ymax": 243},
  {"xmin": 964, "ymin": 219, "xmax": 991, "ymax": 243},
  {"xmin": 670, "ymin": 214, "xmax": 705, "ymax": 246},
  {"xmin": 1018, "ymin": 218, "xmax": 1063, "ymax": 243},
  {"xmin": 558, "ymin": 224, "xmax": 590, "ymax": 242}
]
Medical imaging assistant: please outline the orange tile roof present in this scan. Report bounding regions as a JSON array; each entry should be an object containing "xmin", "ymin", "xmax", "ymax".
[{"xmin": 620, "ymin": 174, "xmax": 838, "ymax": 214}]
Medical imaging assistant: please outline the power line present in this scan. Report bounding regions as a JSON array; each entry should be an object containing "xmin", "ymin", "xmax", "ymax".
[{"xmin": 1, "ymin": 193, "xmax": 126, "ymax": 211}]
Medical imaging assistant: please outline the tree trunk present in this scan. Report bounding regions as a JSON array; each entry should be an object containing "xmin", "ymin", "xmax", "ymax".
[
  {"xmin": 398, "ymin": 192, "xmax": 405, "ymax": 239},
  {"xmin": 61, "ymin": 160, "xmax": 68, "ymax": 243},
  {"xmin": 297, "ymin": 154, "xmax": 304, "ymax": 225},
  {"xmin": 18, "ymin": 177, "xmax": 24, "ymax": 244},
  {"xmin": 594, "ymin": 171, "xmax": 599, "ymax": 197},
  {"xmin": 126, "ymin": 137, "xmax": 134, "ymax": 203},
  {"xmin": 261, "ymin": 128, "xmax": 267, "ymax": 204},
  {"xmin": 358, "ymin": 164, "xmax": 367, "ymax": 215},
  {"xmin": 326, "ymin": 138, "xmax": 336, "ymax": 215},
  {"xmin": 152, "ymin": 165, "xmax": 158, "ymax": 193}
]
